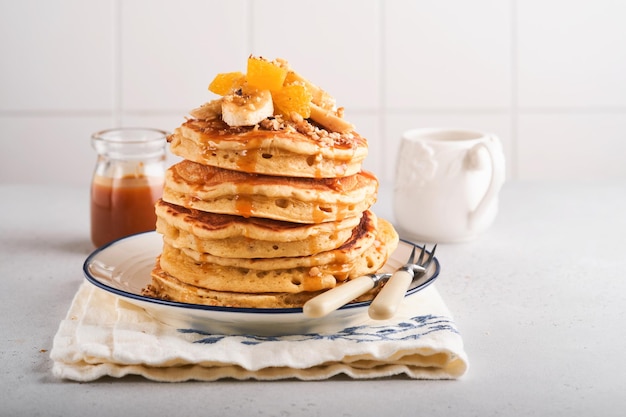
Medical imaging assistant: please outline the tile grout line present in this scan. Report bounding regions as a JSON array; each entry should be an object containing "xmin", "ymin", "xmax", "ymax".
[
  {"xmin": 246, "ymin": 0, "xmax": 254, "ymax": 55},
  {"xmin": 378, "ymin": 0, "xmax": 388, "ymax": 182},
  {"xmin": 510, "ymin": 0, "xmax": 519, "ymax": 180},
  {"xmin": 112, "ymin": 0, "xmax": 122, "ymax": 126},
  {"xmin": 2, "ymin": 106, "xmax": 622, "ymax": 118}
]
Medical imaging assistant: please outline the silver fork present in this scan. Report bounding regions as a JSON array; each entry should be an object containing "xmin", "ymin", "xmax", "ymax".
[
  {"xmin": 302, "ymin": 244, "xmax": 436, "ymax": 319},
  {"xmin": 368, "ymin": 244, "xmax": 437, "ymax": 320}
]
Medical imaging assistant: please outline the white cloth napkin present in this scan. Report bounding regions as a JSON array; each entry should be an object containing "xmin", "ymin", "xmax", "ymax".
[{"xmin": 51, "ymin": 282, "xmax": 468, "ymax": 381}]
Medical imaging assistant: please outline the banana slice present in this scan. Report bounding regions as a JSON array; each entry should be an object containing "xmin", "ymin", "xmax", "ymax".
[
  {"xmin": 221, "ymin": 88, "xmax": 274, "ymax": 127},
  {"xmin": 309, "ymin": 103, "xmax": 354, "ymax": 133},
  {"xmin": 189, "ymin": 99, "xmax": 222, "ymax": 120}
]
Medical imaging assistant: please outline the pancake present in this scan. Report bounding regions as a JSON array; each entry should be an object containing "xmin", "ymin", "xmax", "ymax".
[
  {"xmin": 158, "ymin": 211, "xmax": 382, "ymax": 293},
  {"xmin": 146, "ymin": 263, "xmax": 397, "ymax": 309},
  {"xmin": 144, "ymin": 218, "xmax": 399, "ymax": 308},
  {"xmin": 155, "ymin": 199, "xmax": 362, "ymax": 258},
  {"xmin": 162, "ymin": 160, "xmax": 378, "ymax": 224},
  {"xmin": 168, "ymin": 118, "xmax": 368, "ymax": 178},
  {"xmin": 144, "ymin": 266, "xmax": 326, "ymax": 308}
]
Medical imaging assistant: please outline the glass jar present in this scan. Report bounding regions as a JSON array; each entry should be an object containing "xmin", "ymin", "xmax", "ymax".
[{"xmin": 90, "ymin": 128, "xmax": 168, "ymax": 248}]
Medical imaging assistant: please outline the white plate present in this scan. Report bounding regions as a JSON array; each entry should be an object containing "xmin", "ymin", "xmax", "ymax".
[{"xmin": 83, "ymin": 231, "xmax": 440, "ymax": 336}]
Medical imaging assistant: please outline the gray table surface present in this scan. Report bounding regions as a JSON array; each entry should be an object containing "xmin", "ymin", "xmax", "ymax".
[{"xmin": 1, "ymin": 181, "xmax": 624, "ymax": 417}]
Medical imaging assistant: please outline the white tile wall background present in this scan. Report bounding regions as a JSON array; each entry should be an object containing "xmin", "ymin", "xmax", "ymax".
[{"xmin": 1, "ymin": 0, "xmax": 625, "ymax": 186}]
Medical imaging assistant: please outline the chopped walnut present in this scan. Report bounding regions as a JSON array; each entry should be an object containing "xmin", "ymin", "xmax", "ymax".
[
  {"xmin": 259, "ymin": 116, "xmax": 286, "ymax": 131},
  {"xmin": 308, "ymin": 267, "xmax": 321, "ymax": 277},
  {"xmin": 274, "ymin": 57, "xmax": 291, "ymax": 69},
  {"xmin": 289, "ymin": 111, "xmax": 304, "ymax": 124}
]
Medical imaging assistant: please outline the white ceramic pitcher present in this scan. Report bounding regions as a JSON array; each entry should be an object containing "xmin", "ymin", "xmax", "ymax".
[{"xmin": 393, "ymin": 128, "xmax": 506, "ymax": 243}]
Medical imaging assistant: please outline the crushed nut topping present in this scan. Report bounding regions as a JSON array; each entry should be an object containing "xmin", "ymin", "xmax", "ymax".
[
  {"xmin": 286, "ymin": 114, "xmax": 353, "ymax": 147},
  {"xmin": 308, "ymin": 267, "xmax": 321, "ymax": 277},
  {"xmin": 189, "ymin": 56, "xmax": 358, "ymax": 145},
  {"xmin": 259, "ymin": 115, "xmax": 286, "ymax": 131}
]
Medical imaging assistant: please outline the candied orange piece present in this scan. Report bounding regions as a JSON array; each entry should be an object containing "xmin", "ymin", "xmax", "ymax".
[
  {"xmin": 272, "ymin": 83, "xmax": 313, "ymax": 118},
  {"xmin": 246, "ymin": 57, "xmax": 288, "ymax": 91},
  {"xmin": 284, "ymin": 70, "xmax": 335, "ymax": 110},
  {"xmin": 208, "ymin": 71, "xmax": 245, "ymax": 95}
]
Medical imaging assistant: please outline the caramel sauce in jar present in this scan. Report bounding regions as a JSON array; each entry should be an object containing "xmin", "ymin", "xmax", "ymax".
[
  {"xmin": 90, "ymin": 128, "xmax": 168, "ymax": 247},
  {"xmin": 90, "ymin": 175, "xmax": 164, "ymax": 247}
]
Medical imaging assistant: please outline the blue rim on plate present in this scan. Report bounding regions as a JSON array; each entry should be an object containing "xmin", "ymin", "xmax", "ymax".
[{"xmin": 83, "ymin": 231, "xmax": 440, "ymax": 315}]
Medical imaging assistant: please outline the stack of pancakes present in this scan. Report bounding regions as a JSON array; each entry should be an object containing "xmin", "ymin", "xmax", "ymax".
[{"xmin": 143, "ymin": 58, "xmax": 399, "ymax": 308}]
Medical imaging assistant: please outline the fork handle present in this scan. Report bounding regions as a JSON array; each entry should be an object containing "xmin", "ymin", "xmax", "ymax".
[
  {"xmin": 368, "ymin": 269, "xmax": 413, "ymax": 320},
  {"xmin": 302, "ymin": 275, "xmax": 375, "ymax": 318}
]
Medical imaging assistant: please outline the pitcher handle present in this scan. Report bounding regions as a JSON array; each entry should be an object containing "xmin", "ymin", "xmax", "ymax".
[{"xmin": 468, "ymin": 135, "xmax": 506, "ymax": 229}]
